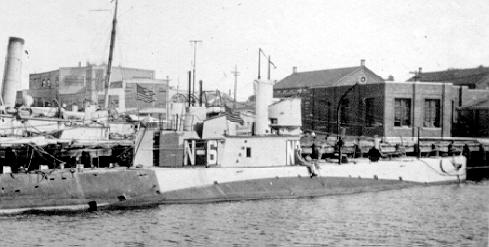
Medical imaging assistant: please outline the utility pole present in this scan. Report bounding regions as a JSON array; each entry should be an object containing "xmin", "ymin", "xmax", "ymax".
[
  {"xmin": 336, "ymin": 82, "xmax": 359, "ymax": 164},
  {"xmin": 231, "ymin": 65, "xmax": 240, "ymax": 110},
  {"xmin": 165, "ymin": 75, "xmax": 171, "ymax": 125},
  {"xmin": 190, "ymin": 40, "xmax": 202, "ymax": 106}
]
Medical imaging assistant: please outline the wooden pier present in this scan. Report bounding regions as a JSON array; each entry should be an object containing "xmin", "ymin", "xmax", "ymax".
[{"xmin": 301, "ymin": 134, "xmax": 489, "ymax": 181}]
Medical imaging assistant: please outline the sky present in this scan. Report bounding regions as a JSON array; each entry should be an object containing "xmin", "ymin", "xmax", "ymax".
[{"xmin": 1, "ymin": 0, "xmax": 489, "ymax": 100}]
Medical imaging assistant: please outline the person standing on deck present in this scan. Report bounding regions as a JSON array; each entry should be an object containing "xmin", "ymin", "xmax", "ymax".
[
  {"xmin": 4, "ymin": 147, "xmax": 18, "ymax": 173},
  {"xmin": 368, "ymin": 136, "xmax": 383, "ymax": 162}
]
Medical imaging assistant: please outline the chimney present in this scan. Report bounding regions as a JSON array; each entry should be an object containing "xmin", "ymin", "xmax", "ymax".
[
  {"xmin": 1, "ymin": 37, "xmax": 24, "ymax": 107},
  {"xmin": 292, "ymin": 66, "xmax": 297, "ymax": 74},
  {"xmin": 418, "ymin": 67, "xmax": 422, "ymax": 75},
  {"xmin": 360, "ymin": 59, "xmax": 366, "ymax": 67}
]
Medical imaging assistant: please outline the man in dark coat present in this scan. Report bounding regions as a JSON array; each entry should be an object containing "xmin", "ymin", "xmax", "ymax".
[{"xmin": 4, "ymin": 147, "xmax": 17, "ymax": 173}]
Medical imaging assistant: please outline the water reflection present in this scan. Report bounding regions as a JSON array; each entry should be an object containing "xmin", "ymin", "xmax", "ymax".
[{"xmin": 0, "ymin": 182, "xmax": 487, "ymax": 246}]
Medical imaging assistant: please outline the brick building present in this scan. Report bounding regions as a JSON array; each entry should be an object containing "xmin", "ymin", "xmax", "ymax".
[
  {"xmin": 274, "ymin": 62, "xmax": 489, "ymax": 138},
  {"xmin": 310, "ymin": 81, "xmax": 461, "ymax": 137},
  {"xmin": 408, "ymin": 66, "xmax": 489, "ymax": 137},
  {"xmin": 24, "ymin": 64, "xmax": 169, "ymax": 115},
  {"xmin": 26, "ymin": 64, "xmax": 154, "ymax": 107},
  {"xmin": 456, "ymin": 99, "xmax": 489, "ymax": 137},
  {"xmin": 273, "ymin": 60, "xmax": 384, "ymax": 132}
]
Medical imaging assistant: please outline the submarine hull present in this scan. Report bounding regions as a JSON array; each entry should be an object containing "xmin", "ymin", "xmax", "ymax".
[{"xmin": 0, "ymin": 156, "xmax": 465, "ymax": 214}]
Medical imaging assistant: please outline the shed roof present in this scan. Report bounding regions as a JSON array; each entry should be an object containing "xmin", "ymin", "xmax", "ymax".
[
  {"xmin": 408, "ymin": 66, "xmax": 489, "ymax": 88},
  {"xmin": 460, "ymin": 98, "xmax": 489, "ymax": 109}
]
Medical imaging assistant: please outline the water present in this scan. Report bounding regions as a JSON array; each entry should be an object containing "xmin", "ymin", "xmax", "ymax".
[{"xmin": 1, "ymin": 182, "xmax": 488, "ymax": 246}]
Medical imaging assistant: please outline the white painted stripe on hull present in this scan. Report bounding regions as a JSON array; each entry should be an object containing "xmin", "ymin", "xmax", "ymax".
[
  {"xmin": 317, "ymin": 156, "xmax": 466, "ymax": 183},
  {"xmin": 152, "ymin": 156, "xmax": 465, "ymax": 193},
  {"xmin": 151, "ymin": 166, "xmax": 312, "ymax": 193}
]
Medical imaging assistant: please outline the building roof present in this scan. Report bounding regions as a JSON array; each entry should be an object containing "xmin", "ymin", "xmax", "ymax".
[
  {"xmin": 274, "ymin": 66, "xmax": 384, "ymax": 89},
  {"xmin": 460, "ymin": 98, "xmax": 489, "ymax": 109},
  {"xmin": 408, "ymin": 66, "xmax": 489, "ymax": 89},
  {"xmin": 30, "ymin": 65, "xmax": 155, "ymax": 78}
]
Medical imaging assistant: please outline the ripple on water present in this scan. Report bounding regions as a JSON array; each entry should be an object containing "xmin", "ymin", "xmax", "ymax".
[{"xmin": 0, "ymin": 182, "xmax": 487, "ymax": 246}]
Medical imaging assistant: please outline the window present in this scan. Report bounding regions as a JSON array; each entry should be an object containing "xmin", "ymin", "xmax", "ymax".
[
  {"xmin": 98, "ymin": 95, "xmax": 105, "ymax": 106},
  {"xmin": 365, "ymin": 98, "xmax": 376, "ymax": 127},
  {"xmin": 109, "ymin": 95, "xmax": 119, "ymax": 108},
  {"xmin": 64, "ymin": 75, "xmax": 84, "ymax": 86},
  {"xmin": 246, "ymin": 147, "xmax": 251, "ymax": 157},
  {"xmin": 33, "ymin": 97, "xmax": 41, "ymax": 106},
  {"xmin": 394, "ymin": 98, "xmax": 411, "ymax": 127},
  {"xmin": 95, "ymin": 70, "xmax": 105, "ymax": 90},
  {"xmin": 424, "ymin": 99, "xmax": 440, "ymax": 127}
]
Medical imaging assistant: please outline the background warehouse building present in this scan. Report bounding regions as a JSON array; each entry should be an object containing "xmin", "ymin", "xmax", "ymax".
[
  {"xmin": 274, "ymin": 61, "xmax": 489, "ymax": 138},
  {"xmin": 20, "ymin": 63, "xmax": 170, "ymax": 116}
]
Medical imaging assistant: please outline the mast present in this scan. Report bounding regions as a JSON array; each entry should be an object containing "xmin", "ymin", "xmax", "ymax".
[
  {"xmin": 189, "ymin": 40, "xmax": 202, "ymax": 107},
  {"xmin": 103, "ymin": 0, "xmax": 118, "ymax": 109},
  {"xmin": 231, "ymin": 65, "xmax": 239, "ymax": 110}
]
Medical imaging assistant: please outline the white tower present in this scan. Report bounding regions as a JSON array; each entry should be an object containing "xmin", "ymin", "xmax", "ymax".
[
  {"xmin": 254, "ymin": 79, "xmax": 273, "ymax": 135},
  {"xmin": 1, "ymin": 37, "xmax": 24, "ymax": 107}
]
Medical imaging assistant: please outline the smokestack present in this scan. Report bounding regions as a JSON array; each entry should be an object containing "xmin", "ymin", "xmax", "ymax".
[
  {"xmin": 292, "ymin": 66, "xmax": 297, "ymax": 74},
  {"xmin": 1, "ymin": 37, "xmax": 24, "ymax": 107},
  {"xmin": 360, "ymin": 59, "xmax": 365, "ymax": 67},
  {"xmin": 78, "ymin": 61, "xmax": 82, "ymax": 67},
  {"xmin": 418, "ymin": 67, "xmax": 422, "ymax": 75}
]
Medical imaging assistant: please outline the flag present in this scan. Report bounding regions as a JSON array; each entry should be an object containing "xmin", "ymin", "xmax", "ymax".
[{"xmin": 136, "ymin": 84, "xmax": 156, "ymax": 103}]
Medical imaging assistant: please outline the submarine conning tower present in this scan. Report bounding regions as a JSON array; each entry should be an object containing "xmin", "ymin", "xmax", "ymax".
[
  {"xmin": 1, "ymin": 37, "xmax": 24, "ymax": 107},
  {"xmin": 254, "ymin": 79, "xmax": 274, "ymax": 135}
]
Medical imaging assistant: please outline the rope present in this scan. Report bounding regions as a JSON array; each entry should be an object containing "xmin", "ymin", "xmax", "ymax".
[
  {"xmin": 114, "ymin": 146, "xmax": 132, "ymax": 158},
  {"xmin": 419, "ymin": 157, "xmax": 465, "ymax": 177},
  {"xmin": 27, "ymin": 143, "xmax": 65, "ymax": 164},
  {"xmin": 26, "ymin": 147, "xmax": 34, "ymax": 171}
]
